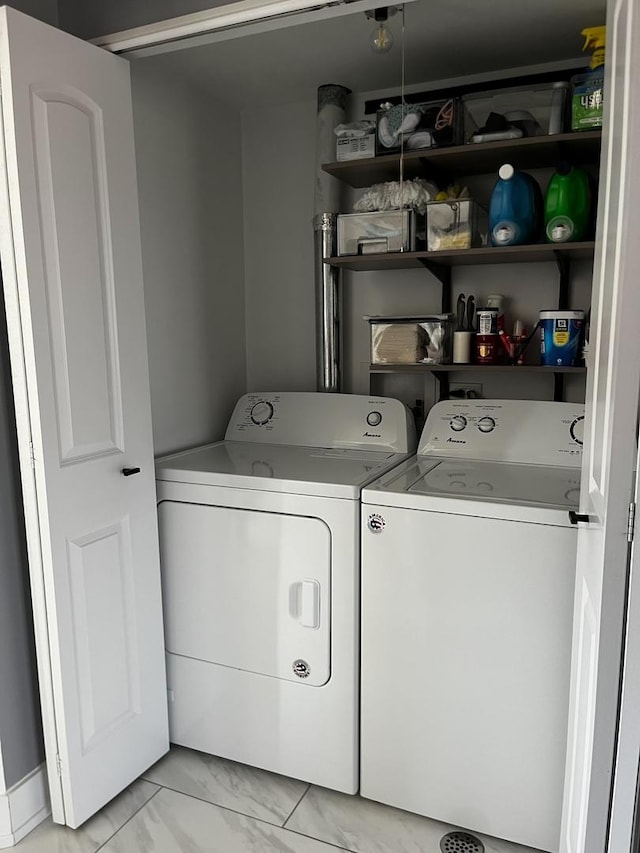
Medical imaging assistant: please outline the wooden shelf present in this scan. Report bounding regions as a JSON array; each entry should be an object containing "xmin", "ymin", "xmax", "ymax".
[
  {"xmin": 369, "ymin": 364, "xmax": 586, "ymax": 375},
  {"xmin": 326, "ymin": 242, "xmax": 595, "ymax": 272},
  {"xmin": 322, "ymin": 131, "xmax": 602, "ymax": 188}
]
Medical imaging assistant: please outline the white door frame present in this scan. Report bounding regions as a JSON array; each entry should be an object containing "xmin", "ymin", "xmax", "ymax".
[{"xmin": 608, "ymin": 418, "xmax": 640, "ymax": 852}]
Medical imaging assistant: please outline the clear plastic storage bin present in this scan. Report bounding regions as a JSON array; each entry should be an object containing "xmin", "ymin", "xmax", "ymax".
[
  {"xmin": 337, "ymin": 210, "xmax": 422, "ymax": 256},
  {"xmin": 462, "ymin": 82, "xmax": 569, "ymax": 143},
  {"xmin": 376, "ymin": 98, "xmax": 463, "ymax": 155},
  {"xmin": 367, "ymin": 315, "xmax": 455, "ymax": 364},
  {"xmin": 426, "ymin": 199, "xmax": 488, "ymax": 251}
]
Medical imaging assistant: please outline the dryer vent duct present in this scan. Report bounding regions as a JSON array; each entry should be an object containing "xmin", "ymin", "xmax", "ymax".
[{"xmin": 313, "ymin": 84, "xmax": 349, "ymax": 393}]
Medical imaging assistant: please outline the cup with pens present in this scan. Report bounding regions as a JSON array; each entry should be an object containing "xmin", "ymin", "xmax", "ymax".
[{"xmin": 455, "ymin": 293, "xmax": 535, "ymax": 365}]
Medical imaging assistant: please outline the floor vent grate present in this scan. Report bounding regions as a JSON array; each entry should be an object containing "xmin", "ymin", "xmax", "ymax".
[{"xmin": 439, "ymin": 830, "xmax": 485, "ymax": 853}]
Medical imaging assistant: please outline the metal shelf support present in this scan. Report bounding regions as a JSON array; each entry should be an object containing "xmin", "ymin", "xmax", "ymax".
[
  {"xmin": 432, "ymin": 371, "xmax": 450, "ymax": 401},
  {"xmin": 555, "ymin": 252, "xmax": 571, "ymax": 310},
  {"xmin": 418, "ymin": 259, "xmax": 452, "ymax": 313}
]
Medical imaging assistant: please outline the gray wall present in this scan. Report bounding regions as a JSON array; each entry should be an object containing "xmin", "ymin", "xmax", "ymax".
[
  {"xmin": 58, "ymin": 0, "xmax": 230, "ymax": 40},
  {"xmin": 0, "ymin": 304, "xmax": 43, "ymax": 791},
  {"xmin": 242, "ymin": 99, "xmax": 317, "ymax": 393},
  {"xmin": 14, "ymin": 0, "xmax": 57, "ymax": 27},
  {"xmin": 132, "ymin": 60, "xmax": 247, "ymax": 454}
]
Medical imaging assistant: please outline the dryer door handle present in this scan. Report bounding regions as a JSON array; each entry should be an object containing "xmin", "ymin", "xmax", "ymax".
[{"xmin": 299, "ymin": 580, "xmax": 320, "ymax": 629}]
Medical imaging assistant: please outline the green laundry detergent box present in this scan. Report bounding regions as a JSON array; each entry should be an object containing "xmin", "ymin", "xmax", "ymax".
[{"xmin": 571, "ymin": 26, "xmax": 606, "ymax": 131}]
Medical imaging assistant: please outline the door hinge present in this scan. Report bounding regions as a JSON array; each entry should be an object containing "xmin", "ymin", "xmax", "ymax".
[
  {"xmin": 55, "ymin": 754, "xmax": 62, "ymax": 777},
  {"xmin": 628, "ymin": 502, "xmax": 636, "ymax": 544},
  {"xmin": 29, "ymin": 440, "xmax": 35, "ymax": 469}
]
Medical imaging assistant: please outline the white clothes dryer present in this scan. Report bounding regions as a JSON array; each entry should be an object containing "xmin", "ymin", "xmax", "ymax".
[
  {"xmin": 155, "ymin": 391, "xmax": 416, "ymax": 794},
  {"xmin": 360, "ymin": 399, "xmax": 584, "ymax": 852}
]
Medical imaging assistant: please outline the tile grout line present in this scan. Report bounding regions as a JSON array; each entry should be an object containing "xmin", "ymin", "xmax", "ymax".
[
  {"xmin": 91, "ymin": 779, "xmax": 359, "ymax": 853},
  {"xmin": 121, "ymin": 781, "xmax": 354, "ymax": 851},
  {"xmin": 280, "ymin": 823, "xmax": 355, "ymax": 853},
  {"xmin": 282, "ymin": 788, "xmax": 367, "ymax": 853},
  {"xmin": 93, "ymin": 786, "xmax": 162, "ymax": 852},
  {"xmin": 282, "ymin": 782, "xmax": 311, "ymax": 828},
  {"xmin": 143, "ymin": 780, "xmax": 312, "ymax": 831}
]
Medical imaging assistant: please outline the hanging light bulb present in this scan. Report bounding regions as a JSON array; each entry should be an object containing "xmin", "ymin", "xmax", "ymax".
[
  {"xmin": 367, "ymin": 7, "xmax": 396, "ymax": 54},
  {"xmin": 371, "ymin": 13, "xmax": 393, "ymax": 53}
]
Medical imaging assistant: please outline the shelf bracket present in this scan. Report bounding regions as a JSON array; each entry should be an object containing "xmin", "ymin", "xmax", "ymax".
[
  {"xmin": 553, "ymin": 372, "xmax": 565, "ymax": 402},
  {"xmin": 417, "ymin": 157, "xmax": 449, "ymax": 188},
  {"xmin": 432, "ymin": 371, "xmax": 450, "ymax": 401},
  {"xmin": 554, "ymin": 252, "xmax": 571, "ymax": 310},
  {"xmin": 418, "ymin": 259, "xmax": 452, "ymax": 313}
]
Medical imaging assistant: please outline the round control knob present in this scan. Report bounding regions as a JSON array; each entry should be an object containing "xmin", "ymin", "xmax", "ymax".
[
  {"xmin": 250, "ymin": 400, "xmax": 274, "ymax": 426},
  {"xmin": 367, "ymin": 411, "xmax": 383, "ymax": 427},
  {"xmin": 570, "ymin": 415, "xmax": 584, "ymax": 446},
  {"xmin": 477, "ymin": 416, "xmax": 496, "ymax": 434},
  {"xmin": 450, "ymin": 415, "xmax": 467, "ymax": 432}
]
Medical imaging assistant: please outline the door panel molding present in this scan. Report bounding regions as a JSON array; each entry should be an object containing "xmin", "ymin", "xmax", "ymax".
[{"xmin": 31, "ymin": 85, "xmax": 124, "ymax": 465}]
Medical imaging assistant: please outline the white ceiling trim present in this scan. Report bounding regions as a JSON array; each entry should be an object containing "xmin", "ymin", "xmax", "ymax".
[{"xmin": 92, "ymin": 0, "xmax": 420, "ymax": 55}]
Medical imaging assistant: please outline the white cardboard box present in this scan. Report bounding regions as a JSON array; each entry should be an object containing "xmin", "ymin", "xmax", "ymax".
[{"xmin": 336, "ymin": 134, "xmax": 375, "ymax": 161}]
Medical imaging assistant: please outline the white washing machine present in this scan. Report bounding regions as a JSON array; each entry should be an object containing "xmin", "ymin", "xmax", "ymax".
[
  {"xmin": 360, "ymin": 399, "xmax": 584, "ymax": 853},
  {"xmin": 155, "ymin": 391, "xmax": 416, "ymax": 794}
]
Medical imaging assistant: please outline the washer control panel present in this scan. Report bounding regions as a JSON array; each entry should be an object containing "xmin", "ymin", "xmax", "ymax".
[
  {"xmin": 419, "ymin": 400, "xmax": 585, "ymax": 467},
  {"xmin": 250, "ymin": 400, "xmax": 274, "ymax": 425},
  {"xmin": 225, "ymin": 392, "xmax": 416, "ymax": 453}
]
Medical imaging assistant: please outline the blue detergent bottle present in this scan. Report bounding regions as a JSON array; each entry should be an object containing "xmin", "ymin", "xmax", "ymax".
[{"xmin": 489, "ymin": 163, "xmax": 543, "ymax": 246}]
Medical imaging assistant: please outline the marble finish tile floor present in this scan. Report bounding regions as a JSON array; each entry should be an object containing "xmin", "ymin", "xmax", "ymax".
[{"xmin": 14, "ymin": 748, "xmax": 545, "ymax": 853}]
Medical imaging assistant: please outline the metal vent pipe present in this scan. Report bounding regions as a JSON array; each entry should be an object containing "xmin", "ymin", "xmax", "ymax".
[{"xmin": 313, "ymin": 84, "xmax": 349, "ymax": 392}]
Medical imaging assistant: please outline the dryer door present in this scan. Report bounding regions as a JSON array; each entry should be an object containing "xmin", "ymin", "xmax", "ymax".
[{"xmin": 158, "ymin": 501, "xmax": 331, "ymax": 686}]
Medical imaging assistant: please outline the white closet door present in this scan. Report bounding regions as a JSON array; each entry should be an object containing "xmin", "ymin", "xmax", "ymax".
[
  {"xmin": 560, "ymin": 1, "xmax": 640, "ymax": 851},
  {"xmin": 0, "ymin": 7, "xmax": 168, "ymax": 828}
]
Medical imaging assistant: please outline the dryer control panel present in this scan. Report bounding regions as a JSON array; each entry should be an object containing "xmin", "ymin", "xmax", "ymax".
[
  {"xmin": 418, "ymin": 399, "xmax": 584, "ymax": 467},
  {"xmin": 225, "ymin": 392, "xmax": 417, "ymax": 453}
]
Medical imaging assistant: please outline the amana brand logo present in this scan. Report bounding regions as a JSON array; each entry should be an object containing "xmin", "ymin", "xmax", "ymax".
[
  {"xmin": 368, "ymin": 513, "xmax": 386, "ymax": 533},
  {"xmin": 447, "ymin": 437, "xmax": 466, "ymax": 444},
  {"xmin": 292, "ymin": 659, "xmax": 310, "ymax": 678},
  {"xmin": 363, "ymin": 432, "xmax": 382, "ymax": 438}
]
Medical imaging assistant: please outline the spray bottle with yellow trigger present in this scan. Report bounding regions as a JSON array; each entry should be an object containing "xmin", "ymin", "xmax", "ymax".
[{"xmin": 571, "ymin": 25, "xmax": 606, "ymax": 131}]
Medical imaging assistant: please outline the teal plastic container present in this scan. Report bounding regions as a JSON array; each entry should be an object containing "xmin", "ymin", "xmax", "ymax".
[
  {"xmin": 489, "ymin": 164, "xmax": 543, "ymax": 246},
  {"xmin": 544, "ymin": 163, "xmax": 592, "ymax": 243}
]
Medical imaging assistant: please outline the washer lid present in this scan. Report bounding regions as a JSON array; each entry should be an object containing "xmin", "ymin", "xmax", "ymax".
[
  {"xmin": 408, "ymin": 459, "xmax": 581, "ymax": 509},
  {"xmin": 156, "ymin": 440, "xmax": 409, "ymax": 499},
  {"xmin": 362, "ymin": 456, "xmax": 580, "ymax": 525}
]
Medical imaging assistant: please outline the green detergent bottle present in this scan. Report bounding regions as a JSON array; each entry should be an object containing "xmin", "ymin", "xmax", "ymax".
[
  {"xmin": 544, "ymin": 162, "xmax": 592, "ymax": 243},
  {"xmin": 571, "ymin": 25, "xmax": 606, "ymax": 131}
]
